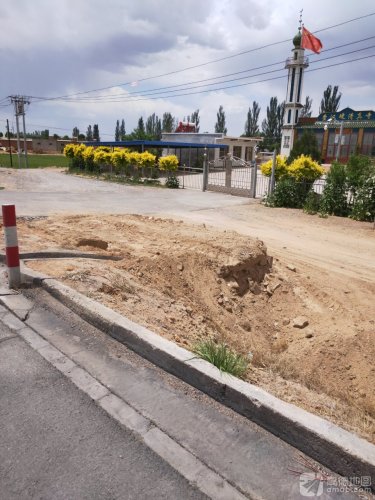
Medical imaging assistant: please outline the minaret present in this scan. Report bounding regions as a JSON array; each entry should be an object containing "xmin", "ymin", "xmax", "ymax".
[{"xmin": 280, "ymin": 23, "xmax": 309, "ymax": 157}]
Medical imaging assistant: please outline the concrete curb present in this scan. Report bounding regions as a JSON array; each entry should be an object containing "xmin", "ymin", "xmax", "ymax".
[
  {"xmin": 0, "ymin": 302, "xmax": 246, "ymax": 500},
  {"xmin": 19, "ymin": 266, "xmax": 375, "ymax": 488},
  {"xmin": 0, "ymin": 251, "xmax": 123, "ymax": 263}
]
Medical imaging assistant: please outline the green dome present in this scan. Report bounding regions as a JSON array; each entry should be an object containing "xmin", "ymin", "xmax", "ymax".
[{"xmin": 293, "ymin": 30, "xmax": 302, "ymax": 48}]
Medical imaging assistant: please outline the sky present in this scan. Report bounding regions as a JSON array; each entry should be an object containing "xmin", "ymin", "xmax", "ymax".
[{"xmin": 1, "ymin": 0, "xmax": 375, "ymax": 139}]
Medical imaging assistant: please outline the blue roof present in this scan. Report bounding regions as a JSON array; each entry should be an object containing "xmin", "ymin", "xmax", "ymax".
[{"xmin": 83, "ymin": 140, "xmax": 227, "ymax": 149}]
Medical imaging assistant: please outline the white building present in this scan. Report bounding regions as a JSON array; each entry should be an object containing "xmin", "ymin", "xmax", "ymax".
[{"xmin": 280, "ymin": 29, "xmax": 309, "ymax": 157}]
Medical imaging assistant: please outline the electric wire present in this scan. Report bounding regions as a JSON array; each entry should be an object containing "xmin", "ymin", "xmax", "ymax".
[{"xmin": 30, "ymin": 11, "xmax": 375, "ymax": 101}]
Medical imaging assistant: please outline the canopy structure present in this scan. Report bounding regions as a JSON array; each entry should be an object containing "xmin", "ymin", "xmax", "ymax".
[{"xmin": 83, "ymin": 140, "xmax": 226, "ymax": 150}]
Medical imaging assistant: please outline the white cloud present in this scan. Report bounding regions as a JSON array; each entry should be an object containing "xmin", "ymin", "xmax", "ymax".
[{"xmin": 1, "ymin": 0, "xmax": 374, "ymax": 137}]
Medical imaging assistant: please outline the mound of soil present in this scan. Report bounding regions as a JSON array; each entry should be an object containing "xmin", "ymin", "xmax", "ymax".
[{"xmin": 14, "ymin": 214, "xmax": 375, "ymax": 443}]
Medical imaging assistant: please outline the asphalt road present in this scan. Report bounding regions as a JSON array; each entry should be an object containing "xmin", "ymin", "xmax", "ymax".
[{"xmin": 0, "ymin": 320, "xmax": 207, "ymax": 500}]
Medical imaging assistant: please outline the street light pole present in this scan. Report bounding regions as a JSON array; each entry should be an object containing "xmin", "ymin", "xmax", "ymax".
[{"xmin": 336, "ymin": 121, "xmax": 344, "ymax": 162}]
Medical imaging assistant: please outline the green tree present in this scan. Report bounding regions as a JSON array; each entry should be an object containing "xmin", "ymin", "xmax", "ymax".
[
  {"xmin": 72, "ymin": 126, "xmax": 79, "ymax": 138},
  {"xmin": 93, "ymin": 124, "xmax": 100, "ymax": 141},
  {"xmin": 86, "ymin": 125, "xmax": 93, "ymax": 141},
  {"xmin": 319, "ymin": 85, "xmax": 342, "ymax": 114},
  {"xmin": 215, "ymin": 105, "xmax": 227, "ymax": 135},
  {"xmin": 189, "ymin": 109, "xmax": 200, "ymax": 132},
  {"xmin": 262, "ymin": 97, "xmax": 284, "ymax": 150},
  {"xmin": 300, "ymin": 96, "xmax": 313, "ymax": 118},
  {"xmin": 162, "ymin": 112, "xmax": 175, "ymax": 132},
  {"xmin": 120, "ymin": 119, "xmax": 126, "ymax": 139},
  {"xmin": 145, "ymin": 113, "xmax": 162, "ymax": 140},
  {"xmin": 78, "ymin": 133, "xmax": 86, "ymax": 140},
  {"xmin": 244, "ymin": 101, "xmax": 260, "ymax": 136},
  {"xmin": 137, "ymin": 117, "xmax": 145, "ymax": 137},
  {"xmin": 287, "ymin": 130, "xmax": 321, "ymax": 164},
  {"xmin": 115, "ymin": 120, "xmax": 120, "ymax": 141}
]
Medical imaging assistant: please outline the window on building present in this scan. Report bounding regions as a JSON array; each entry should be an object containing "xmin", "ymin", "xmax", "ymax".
[
  {"xmin": 219, "ymin": 147, "xmax": 226, "ymax": 157},
  {"xmin": 327, "ymin": 130, "xmax": 358, "ymax": 160},
  {"xmin": 233, "ymin": 146, "xmax": 242, "ymax": 158},
  {"xmin": 245, "ymin": 146, "xmax": 253, "ymax": 161},
  {"xmin": 283, "ymin": 136, "xmax": 290, "ymax": 148},
  {"xmin": 362, "ymin": 132, "xmax": 375, "ymax": 156},
  {"xmin": 287, "ymin": 109, "xmax": 292, "ymax": 124}
]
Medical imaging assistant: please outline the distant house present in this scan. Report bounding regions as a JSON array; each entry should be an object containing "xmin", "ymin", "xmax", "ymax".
[{"xmin": 161, "ymin": 132, "xmax": 262, "ymax": 167}]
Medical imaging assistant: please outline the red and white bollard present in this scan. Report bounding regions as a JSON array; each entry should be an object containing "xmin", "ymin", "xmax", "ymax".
[{"xmin": 2, "ymin": 204, "xmax": 21, "ymax": 288}]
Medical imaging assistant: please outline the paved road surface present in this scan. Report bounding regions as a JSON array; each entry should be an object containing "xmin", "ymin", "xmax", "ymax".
[{"xmin": 0, "ymin": 319, "xmax": 208, "ymax": 500}]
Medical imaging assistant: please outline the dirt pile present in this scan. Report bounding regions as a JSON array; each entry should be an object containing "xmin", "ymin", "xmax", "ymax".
[{"xmin": 12, "ymin": 214, "xmax": 375, "ymax": 443}]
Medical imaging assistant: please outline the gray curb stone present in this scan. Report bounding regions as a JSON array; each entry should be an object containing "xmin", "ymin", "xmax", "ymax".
[{"xmin": 15, "ymin": 266, "xmax": 375, "ymax": 489}]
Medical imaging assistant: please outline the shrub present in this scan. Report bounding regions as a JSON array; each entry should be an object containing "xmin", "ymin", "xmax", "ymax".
[
  {"xmin": 346, "ymin": 155, "xmax": 375, "ymax": 195},
  {"xmin": 128, "ymin": 151, "xmax": 143, "ymax": 169},
  {"xmin": 287, "ymin": 155, "xmax": 324, "ymax": 182},
  {"xmin": 260, "ymin": 155, "xmax": 288, "ymax": 180},
  {"xmin": 303, "ymin": 191, "xmax": 322, "ymax": 214},
  {"xmin": 266, "ymin": 176, "xmax": 311, "ymax": 208},
  {"xmin": 165, "ymin": 174, "xmax": 180, "ymax": 189},
  {"xmin": 93, "ymin": 149, "xmax": 112, "ymax": 169},
  {"xmin": 140, "ymin": 151, "xmax": 156, "ymax": 168},
  {"xmin": 320, "ymin": 162, "xmax": 348, "ymax": 216},
  {"xmin": 194, "ymin": 340, "xmax": 249, "ymax": 378},
  {"xmin": 82, "ymin": 146, "xmax": 95, "ymax": 171},
  {"xmin": 64, "ymin": 143, "xmax": 86, "ymax": 170},
  {"xmin": 158, "ymin": 155, "xmax": 179, "ymax": 171},
  {"xmin": 350, "ymin": 173, "xmax": 375, "ymax": 221},
  {"xmin": 111, "ymin": 149, "xmax": 130, "ymax": 174}
]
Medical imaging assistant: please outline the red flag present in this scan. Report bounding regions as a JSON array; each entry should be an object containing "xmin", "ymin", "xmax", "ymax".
[{"xmin": 301, "ymin": 26, "xmax": 322, "ymax": 54}]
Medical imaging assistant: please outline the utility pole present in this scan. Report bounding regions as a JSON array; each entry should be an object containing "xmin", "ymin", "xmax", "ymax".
[
  {"xmin": 336, "ymin": 121, "xmax": 344, "ymax": 162},
  {"xmin": 10, "ymin": 95, "xmax": 30, "ymax": 168},
  {"xmin": 6, "ymin": 119, "xmax": 13, "ymax": 168}
]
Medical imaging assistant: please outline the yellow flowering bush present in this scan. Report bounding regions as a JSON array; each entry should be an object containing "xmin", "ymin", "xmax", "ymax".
[
  {"xmin": 95, "ymin": 146, "xmax": 111, "ymax": 153},
  {"xmin": 158, "ymin": 155, "xmax": 178, "ymax": 171},
  {"xmin": 64, "ymin": 144, "xmax": 77, "ymax": 158},
  {"xmin": 260, "ymin": 155, "xmax": 288, "ymax": 180},
  {"xmin": 128, "ymin": 151, "xmax": 143, "ymax": 168},
  {"xmin": 93, "ymin": 149, "xmax": 112, "ymax": 166},
  {"xmin": 140, "ymin": 151, "xmax": 156, "ymax": 168},
  {"xmin": 111, "ymin": 149, "xmax": 130, "ymax": 173},
  {"xmin": 287, "ymin": 155, "xmax": 324, "ymax": 182}
]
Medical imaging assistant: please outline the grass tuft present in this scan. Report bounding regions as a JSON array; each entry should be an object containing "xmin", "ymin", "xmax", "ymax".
[{"xmin": 194, "ymin": 340, "xmax": 249, "ymax": 378}]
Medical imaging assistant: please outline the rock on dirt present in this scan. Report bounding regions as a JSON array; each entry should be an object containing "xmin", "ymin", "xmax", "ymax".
[
  {"xmin": 292, "ymin": 316, "xmax": 309, "ymax": 329},
  {"xmin": 77, "ymin": 238, "xmax": 108, "ymax": 250}
]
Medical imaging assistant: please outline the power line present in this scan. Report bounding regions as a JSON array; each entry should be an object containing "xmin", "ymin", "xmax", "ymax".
[
  {"xmin": 30, "ymin": 35, "xmax": 375, "ymax": 105},
  {"xmin": 49, "ymin": 53, "xmax": 375, "ymax": 104},
  {"xmin": 61, "ymin": 35, "xmax": 375, "ymax": 101},
  {"xmin": 31, "ymin": 11, "xmax": 375, "ymax": 101},
  {"xmin": 33, "ymin": 45, "xmax": 375, "ymax": 104}
]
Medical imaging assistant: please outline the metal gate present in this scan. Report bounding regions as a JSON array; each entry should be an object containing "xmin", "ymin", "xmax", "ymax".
[
  {"xmin": 177, "ymin": 153, "xmax": 273, "ymax": 198},
  {"xmin": 206, "ymin": 156, "xmax": 256, "ymax": 197}
]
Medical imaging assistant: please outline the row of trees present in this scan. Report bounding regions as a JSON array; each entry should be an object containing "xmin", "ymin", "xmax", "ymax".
[{"xmin": 63, "ymin": 84, "xmax": 341, "ymax": 146}]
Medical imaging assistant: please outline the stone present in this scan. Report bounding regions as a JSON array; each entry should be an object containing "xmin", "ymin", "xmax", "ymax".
[
  {"xmin": 305, "ymin": 332, "xmax": 314, "ymax": 338},
  {"xmin": 240, "ymin": 320, "xmax": 252, "ymax": 332},
  {"xmin": 248, "ymin": 280, "xmax": 261, "ymax": 295},
  {"xmin": 292, "ymin": 316, "xmax": 309, "ymax": 329},
  {"xmin": 177, "ymin": 263, "xmax": 184, "ymax": 272},
  {"xmin": 282, "ymin": 318, "xmax": 290, "ymax": 326},
  {"xmin": 286, "ymin": 264, "xmax": 296, "ymax": 272}
]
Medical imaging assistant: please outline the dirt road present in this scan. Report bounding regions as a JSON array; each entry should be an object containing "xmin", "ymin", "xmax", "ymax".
[{"xmin": 1, "ymin": 168, "xmax": 374, "ymax": 442}]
